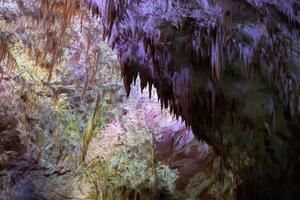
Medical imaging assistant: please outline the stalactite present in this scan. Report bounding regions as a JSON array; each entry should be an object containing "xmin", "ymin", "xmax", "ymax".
[{"xmin": 86, "ymin": 0, "xmax": 300, "ymax": 199}]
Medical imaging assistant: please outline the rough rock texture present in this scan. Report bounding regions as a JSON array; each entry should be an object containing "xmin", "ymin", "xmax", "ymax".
[
  {"xmin": 87, "ymin": 83, "xmax": 233, "ymax": 199},
  {"xmin": 0, "ymin": 114, "xmax": 26, "ymax": 170},
  {"xmin": 88, "ymin": 0, "xmax": 300, "ymax": 199},
  {"xmin": 0, "ymin": 80, "xmax": 26, "ymax": 171}
]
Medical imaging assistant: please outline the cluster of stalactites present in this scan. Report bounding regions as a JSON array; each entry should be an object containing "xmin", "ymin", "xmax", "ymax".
[
  {"xmin": 0, "ymin": 0, "xmax": 86, "ymax": 82},
  {"xmin": 86, "ymin": 0, "xmax": 299, "ymax": 141}
]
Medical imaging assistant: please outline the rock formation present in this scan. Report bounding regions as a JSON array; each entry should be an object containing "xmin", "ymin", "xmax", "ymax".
[
  {"xmin": 86, "ymin": 83, "xmax": 233, "ymax": 199},
  {"xmin": 87, "ymin": 0, "xmax": 300, "ymax": 199},
  {"xmin": 0, "ymin": 0, "xmax": 299, "ymax": 198}
]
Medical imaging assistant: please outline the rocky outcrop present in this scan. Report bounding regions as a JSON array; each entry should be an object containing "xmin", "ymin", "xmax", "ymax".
[{"xmin": 87, "ymin": 0, "xmax": 300, "ymax": 199}]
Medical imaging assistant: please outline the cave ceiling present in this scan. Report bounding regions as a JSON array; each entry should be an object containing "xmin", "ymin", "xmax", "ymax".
[
  {"xmin": 86, "ymin": 3, "xmax": 300, "ymax": 196},
  {"xmin": 87, "ymin": 0, "xmax": 300, "ymax": 148}
]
